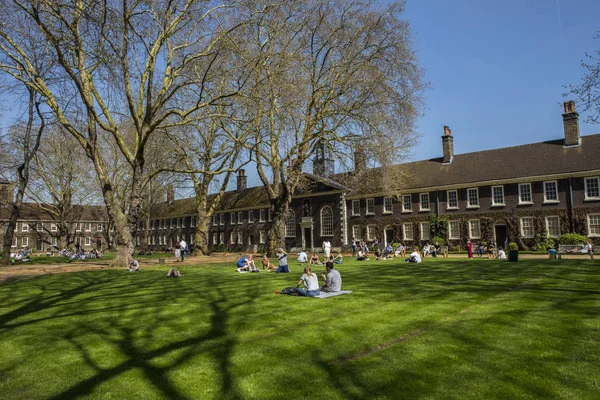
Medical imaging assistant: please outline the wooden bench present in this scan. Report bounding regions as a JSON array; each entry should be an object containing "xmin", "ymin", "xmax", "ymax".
[{"xmin": 557, "ymin": 244, "xmax": 594, "ymax": 259}]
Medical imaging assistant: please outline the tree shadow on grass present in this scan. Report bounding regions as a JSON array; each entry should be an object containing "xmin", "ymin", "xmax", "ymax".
[{"xmin": 46, "ymin": 275, "xmax": 256, "ymax": 400}]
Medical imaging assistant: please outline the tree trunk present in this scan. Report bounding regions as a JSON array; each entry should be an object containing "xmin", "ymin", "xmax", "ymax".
[
  {"xmin": 1, "ymin": 197, "xmax": 22, "ymax": 265},
  {"xmin": 266, "ymin": 199, "xmax": 289, "ymax": 257},
  {"xmin": 193, "ymin": 207, "xmax": 211, "ymax": 256}
]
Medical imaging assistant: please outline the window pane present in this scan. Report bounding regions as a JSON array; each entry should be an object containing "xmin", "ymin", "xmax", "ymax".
[
  {"xmin": 521, "ymin": 217, "xmax": 534, "ymax": 237},
  {"xmin": 384, "ymin": 197, "xmax": 393, "ymax": 213},
  {"xmin": 588, "ymin": 214, "xmax": 600, "ymax": 236},
  {"xmin": 366, "ymin": 199, "xmax": 374, "ymax": 214},
  {"xmin": 448, "ymin": 191, "xmax": 458, "ymax": 208},
  {"xmin": 492, "ymin": 186, "xmax": 504, "ymax": 205},
  {"xmin": 519, "ymin": 184, "xmax": 532, "ymax": 203},
  {"xmin": 352, "ymin": 226, "xmax": 362, "ymax": 240},
  {"xmin": 285, "ymin": 211, "xmax": 296, "ymax": 237},
  {"xmin": 352, "ymin": 200, "xmax": 360, "ymax": 215},
  {"xmin": 546, "ymin": 216, "xmax": 560, "ymax": 237},
  {"xmin": 586, "ymin": 178, "xmax": 600, "ymax": 198},
  {"xmin": 468, "ymin": 189, "xmax": 479, "ymax": 207},
  {"xmin": 449, "ymin": 221, "xmax": 460, "ymax": 239},
  {"xmin": 544, "ymin": 181, "xmax": 558, "ymax": 202},
  {"xmin": 403, "ymin": 195, "xmax": 411, "ymax": 211},
  {"xmin": 469, "ymin": 220, "xmax": 481, "ymax": 239},
  {"xmin": 403, "ymin": 223, "xmax": 413, "ymax": 240},
  {"xmin": 420, "ymin": 194, "xmax": 429, "ymax": 210},
  {"xmin": 321, "ymin": 207, "xmax": 333, "ymax": 236},
  {"xmin": 421, "ymin": 222, "xmax": 430, "ymax": 240}
]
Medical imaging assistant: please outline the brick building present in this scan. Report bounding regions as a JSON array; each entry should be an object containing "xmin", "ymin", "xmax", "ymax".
[{"xmin": 1, "ymin": 101, "xmax": 599, "ymax": 253}]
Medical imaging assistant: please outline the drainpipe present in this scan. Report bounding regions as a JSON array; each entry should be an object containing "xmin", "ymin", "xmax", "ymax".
[
  {"xmin": 435, "ymin": 190, "xmax": 440, "ymax": 216},
  {"xmin": 568, "ymin": 176, "xmax": 574, "ymax": 232}
]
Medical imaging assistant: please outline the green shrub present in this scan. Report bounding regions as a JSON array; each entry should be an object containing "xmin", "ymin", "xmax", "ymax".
[
  {"xmin": 431, "ymin": 236, "xmax": 446, "ymax": 246},
  {"xmin": 456, "ymin": 245, "xmax": 461, "ymax": 252},
  {"xmin": 213, "ymin": 243, "xmax": 226, "ymax": 252},
  {"xmin": 558, "ymin": 233, "xmax": 588, "ymax": 245},
  {"xmin": 508, "ymin": 242, "xmax": 519, "ymax": 251},
  {"xmin": 392, "ymin": 242, "xmax": 399, "ymax": 248}
]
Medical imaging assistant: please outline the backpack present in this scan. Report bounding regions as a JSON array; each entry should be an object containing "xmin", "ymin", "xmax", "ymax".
[{"xmin": 281, "ymin": 287, "xmax": 298, "ymax": 296}]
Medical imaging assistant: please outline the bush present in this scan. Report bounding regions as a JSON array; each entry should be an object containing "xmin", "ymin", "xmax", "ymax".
[
  {"xmin": 213, "ymin": 243, "xmax": 226, "ymax": 252},
  {"xmin": 508, "ymin": 242, "xmax": 519, "ymax": 251},
  {"xmin": 430, "ymin": 236, "xmax": 446, "ymax": 246},
  {"xmin": 558, "ymin": 233, "xmax": 588, "ymax": 245},
  {"xmin": 533, "ymin": 231, "xmax": 556, "ymax": 252},
  {"xmin": 392, "ymin": 242, "xmax": 399, "ymax": 248}
]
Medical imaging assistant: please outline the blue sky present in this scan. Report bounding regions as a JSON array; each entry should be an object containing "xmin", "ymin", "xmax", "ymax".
[{"xmin": 403, "ymin": 0, "xmax": 600, "ymax": 161}]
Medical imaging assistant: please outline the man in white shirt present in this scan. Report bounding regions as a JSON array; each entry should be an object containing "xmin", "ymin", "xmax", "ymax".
[
  {"xmin": 405, "ymin": 248, "xmax": 422, "ymax": 263},
  {"xmin": 297, "ymin": 250, "xmax": 308, "ymax": 263},
  {"xmin": 179, "ymin": 239, "xmax": 187, "ymax": 262},
  {"xmin": 497, "ymin": 248, "xmax": 506, "ymax": 259}
]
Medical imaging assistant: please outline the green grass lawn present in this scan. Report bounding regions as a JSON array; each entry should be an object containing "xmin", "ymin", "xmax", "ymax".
[{"xmin": 0, "ymin": 257, "xmax": 599, "ymax": 399}]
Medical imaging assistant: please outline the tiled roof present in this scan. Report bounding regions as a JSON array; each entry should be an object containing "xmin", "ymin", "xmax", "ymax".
[
  {"xmin": 0, "ymin": 202, "xmax": 108, "ymax": 221},
  {"xmin": 332, "ymin": 134, "xmax": 600, "ymax": 193}
]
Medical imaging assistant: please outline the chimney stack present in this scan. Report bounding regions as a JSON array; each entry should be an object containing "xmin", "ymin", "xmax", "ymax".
[
  {"xmin": 441, "ymin": 125, "xmax": 454, "ymax": 164},
  {"xmin": 0, "ymin": 180, "xmax": 14, "ymax": 205},
  {"xmin": 237, "ymin": 169, "xmax": 247, "ymax": 193},
  {"xmin": 166, "ymin": 185, "xmax": 175, "ymax": 204},
  {"xmin": 562, "ymin": 100, "xmax": 580, "ymax": 147},
  {"xmin": 354, "ymin": 147, "xmax": 366, "ymax": 175}
]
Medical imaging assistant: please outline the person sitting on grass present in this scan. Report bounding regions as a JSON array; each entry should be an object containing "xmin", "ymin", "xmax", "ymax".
[
  {"xmin": 496, "ymin": 248, "xmax": 506, "ymax": 259},
  {"xmin": 237, "ymin": 255, "xmax": 259, "ymax": 273},
  {"xmin": 405, "ymin": 248, "xmax": 422, "ymax": 263},
  {"xmin": 128, "ymin": 258, "xmax": 140, "ymax": 272},
  {"xmin": 383, "ymin": 244, "xmax": 393, "ymax": 258},
  {"xmin": 296, "ymin": 266, "xmax": 320, "ymax": 297},
  {"xmin": 276, "ymin": 248, "xmax": 290, "ymax": 273},
  {"xmin": 297, "ymin": 250, "xmax": 308, "ymax": 263},
  {"xmin": 332, "ymin": 252, "xmax": 343, "ymax": 264},
  {"xmin": 262, "ymin": 254, "xmax": 277, "ymax": 272},
  {"xmin": 394, "ymin": 243, "xmax": 405, "ymax": 258},
  {"xmin": 309, "ymin": 252, "xmax": 321, "ymax": 265},
  {"xmin": 356, "ymin": 250, "xmax": 369, "ymax": 261},
  {"xmin": 320, "ymin": 261, "xmax": 342, "ymax": 292}
]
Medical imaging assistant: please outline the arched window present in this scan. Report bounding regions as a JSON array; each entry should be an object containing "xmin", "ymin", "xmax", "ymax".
[
  {"xmin": 320, "ymin": 206, "xmax": 333, "ymax": 236},
  {"xmin": 285, "ymin": 210, "xmax": 296, "ymax": 237}
]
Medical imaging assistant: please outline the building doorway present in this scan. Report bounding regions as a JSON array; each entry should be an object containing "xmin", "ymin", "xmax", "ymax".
[
  {"xmin": 384, "ymin": 226, "xmax": 394, "ymax": 245},
  {"xmin": 302, "ymin": 227, "xmax": 312, "ymax": 250},
  {"xmin": 494, "ymin": 222, "xmax": 508, "ymax": 250},
  {"xmin": 36, "ymin": 238, "xmax": 43, "ymax": 252}
]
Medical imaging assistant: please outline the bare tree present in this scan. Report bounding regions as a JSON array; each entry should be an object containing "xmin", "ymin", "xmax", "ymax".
[
  {"xmin": 241, "ymin": 0, "xmax": 425, "ymax": 254},
  {"xmin": 0, "ymin": 1, "xmax": 261, "ymax": 265},
  {"xmin": 0, "ymin": 89, "xmax": 45, "ymax": 265},
  {"xmin": 26, "ymin": 125, "xmax": 101, "ymax": 250},
  {"xmin": 566, "ymin": 32, "xmax": 600, "ymax": 123}
]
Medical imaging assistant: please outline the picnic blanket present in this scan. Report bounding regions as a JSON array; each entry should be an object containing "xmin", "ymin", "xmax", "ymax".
[{"xmin": 314, "ymin": 290, "xmax": 353, "ymax": 299}]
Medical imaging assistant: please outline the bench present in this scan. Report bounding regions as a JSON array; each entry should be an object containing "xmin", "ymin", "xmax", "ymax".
[{"xmin": 557, "ymin": 244, "xmax": 594, "ymax": 259}]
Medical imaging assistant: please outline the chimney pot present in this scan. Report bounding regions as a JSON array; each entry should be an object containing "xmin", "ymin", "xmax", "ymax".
[
  {"xmin": 444, "ymin": 126, "xmax": 451, "ymax": 136},
  {"xmin": 237, "ymin": 169, "xmax": 247, "ymax": 192}
]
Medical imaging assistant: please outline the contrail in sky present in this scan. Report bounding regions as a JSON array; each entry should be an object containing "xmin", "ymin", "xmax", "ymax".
[{"xmin": 555, "ymin": 0, "xmax": 563, "ymax": 41}]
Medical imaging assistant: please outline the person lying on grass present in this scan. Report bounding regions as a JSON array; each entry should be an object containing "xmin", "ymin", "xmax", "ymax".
[
  {"xmin": 320, "ymin": 261, "xmax": 342, "ymax": 293},
  {"xmin": 237, "ymin": 255, "xmax": 259, "ymax": 273},
  {"xmin": 296, "ymin": 266, "xmax": 320, "ymax": 297},
  {"xmin": 262, "ymin": 255, "xmax": 277, "ymax": 271}
]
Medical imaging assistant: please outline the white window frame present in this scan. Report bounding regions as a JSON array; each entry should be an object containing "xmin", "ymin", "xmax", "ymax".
[
  {"xmin": 587, "ymin": 214, "xmax": 600, "ymax": 237},
  {"xmin": 402, "ymin": 195, "xmax": 412, "ymax": 213},
  {"xmin": 230, "ymin": 212, "xmax": 236, "ymax": 225},
  {"xmin": 22, "ymin": 237, "xmax": 29, "ymax": 247},
  {"xmin": 97, "ymin": 223, "xmax": 103, "ymax": 232},
  {"xmin": 248, "ymin": 210, "xmax": 254, "ymax": 223},
  {"xmin": 491, "ymin": 186, "xmax": 505, "ymax": 206},
  {"xmin": 177, "ymin": 218, "xmax": 181, "ymax": 228},
  {"xmin": 545, "ymin": 216, "xmax": 561, "ymax": 238},
  {"xmin": 419, "ymin": 193, "xmax": 430, "ymax": 212},
  {"xmin": 75, "ymin": 223, "xmax": 82, "ymax": 232},
  {"xmin": 182, "ymin": 218, "xmax": 186, "ymax": 228},
  {"xmin": 259, "ymin": 230, "xmax": 265, "ymax": 244},
  {"xmin": 22, "ymin": 223, "xmax": 29, "ymax": 232},
  {"xmin": 420, "ymin": 222, "xmax": 431, "ymax": 241},
  {"xmin": 320, "ymin": 206, "xmax": 334, "ymax": 237},
  {"xmin": 85, "ymin": 237, "xmax": 91, "ymax": 246},
  {"xmin": 352, "ymin": 200, "xmax": 360, "ymax": 216},
  {"xmin": 85, "ymin": 222, "xmax": 91, "ymax": 232},
  {"xmin": 468, "ymin": 219, "xmax": 481, "ymax": 239},
  {"xmin": 51, "ymin": 223, "xmax": 57, "ymax": 232},
  {"xmin": 448, "ymin": 221, "xmax": 460, "ymax": 240},
  {"xmin": 518, "ymin": 183, "xmax": 533, "ymax": 204},
  {"xmin": 367, "ymin": 225, "xmax": 376, "ymax": 241},
  {"xmin": 237, "ymin": 232, "xmax": 243, "ymax": 244},
  {"xmin": 230, "ymin": 232, "xmax": 235, "ymax": 244},
  {"xmin": 543, "ymin": 181, "xmax": 559, "ymax": 203},
  {"xmin": 238, "ymin": 211, "xmax": 243, "ymax": 225},
  {"xmin": 191, "ymin": 217, "xmax": 196, "ymax": 228},
  {"xmin": 447, "ymin": 190, "xmax": 458, "ymax": 210},
  {"xmin": 352, "ymin": 225, "xmax": 362, "ymax": 241},
  {"xmin": 37, "ymin": 222, "xmax": 43, "ymax": 232},
  {"xmin": 11, "ymin": 237, "xmax": 17, "ymax": 247},
  {"xmin": 219, "ymin": 232, "xmax": 224, "ymax": 244},
  {"xmin": 170, "ymin": 219, "xmax": 174, "ymax": 228},
  {"xmin": 285, "ymin": 210, "xmax": 296, "ymax": 238},
  {"xmin": 219, "ymin": 214, "xmax": 225, "ymax": 226},
  {"xmin": 366, "ymin": 198, "xmax": 375, "ymax": 215},
  {"xmin": 584, "ymin": 177, "xmax": 600, "ymax": 201},
  {"xmin": 467, "ymin": 188, "xmax": 479, "ymax": 208},
  {"xmin": 259, "ymin": 209, "xmax": 266, "ymax": 222},
  {"xmin": 383, "ymin": 197, "xmax": 393, "ymax": 214},
  {"xmin": 51, "ymin": 237, "xmax": 57, "ymax": 247},
  {"xmin": 520, "ymin": 217, "xmax": 535, "ymax": 238},
  {"xmin": 213, "ymin": 215, "xmax": 218, "ymax": 226},
  {"xmin": 268, "ymin": 209, "xmax": 272, "ymax": 222},
  {"xmin": 403, "ymin": 223, "xmax": 414, "ymax": 241}
]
